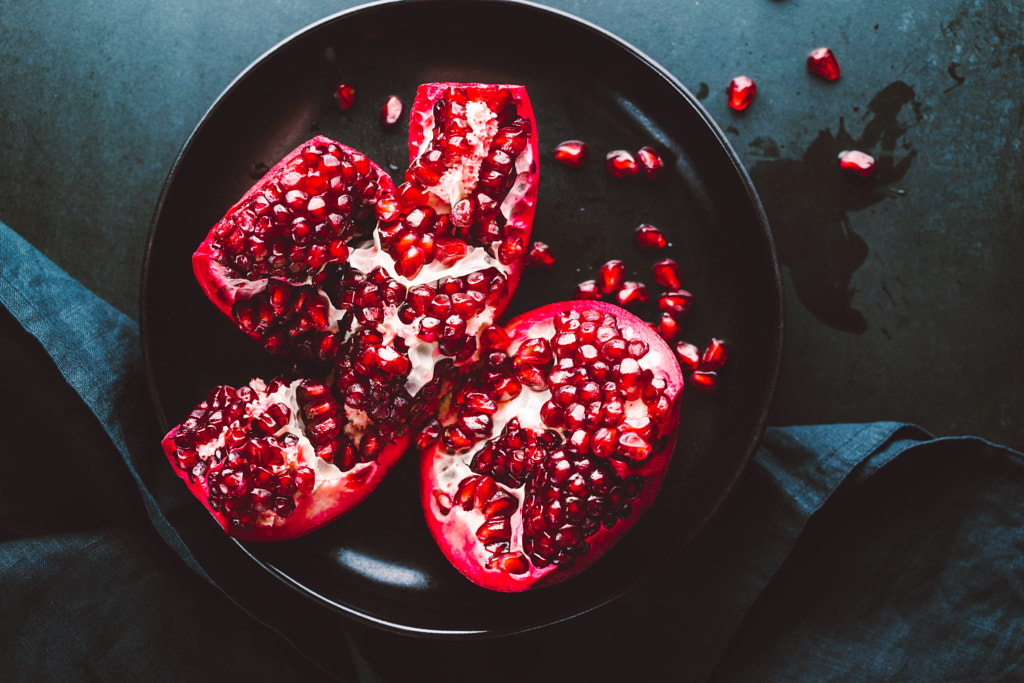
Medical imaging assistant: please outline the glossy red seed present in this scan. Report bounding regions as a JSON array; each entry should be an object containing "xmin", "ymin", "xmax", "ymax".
[
  {"xmin": 605, "ymin": 150, "xmax": 639, "ymax": 178},
  {"xmin": 575, "ymin": 280, "xmax": 601, "ymax": 300},
  {"xmin": 838, "ymin": 150, "xmax": 876, "ymax": 178},
  {"xmin": 634, "ymin": 224, "xmax": 667, "ymax": 250},
  {"xmin": 616, "ymin": 281, "xmax": 649, "ymax": 307},
  {"xmin": 598, "ymin": 260, "xmax": 626, "ymax": 294},
  {"xmin": 652, "ymin": 259, "xmax": 682, "ymax": 289},
  {"xmin": 334, "ymin": 82, "xmax": 356, "ymax": 110},
  {"xmin": 807, "ymin": 47, "xmax": 841, "ymax": 81},
  {"xmin": 554, "ymin": 140, "xmax": 589, "ymax": 167},
  {"xmin": 657, "ymin": 313, "xmax": 680, "ymax": 342},
  {"xmin": 636, "ymin": 146, "xmax": 665, "ymax": 181},
  {"xmin": 700, "ymin": 338, "xmax": 729, "ymax": 370},
  {"xmin": 728, "ymin": 76, "xmax": 757, "ymax": 111},
  {"xmin": 380, "ymin": 95, "xmax": 404, "ymax": 129},
  {"xmin": 659, "ymin": 290, "xmax": 694, "ymax": 318},
  {"xmin": 527, "ymin": 241, "xmax": 556, "ymax": 268},
  {"xmin": 689, "ymin": 370, "xmax": 719, "ymax": 396},
  {"xmin": 674, "ymin": 341, "xmax": 701, "ymax": 371}
]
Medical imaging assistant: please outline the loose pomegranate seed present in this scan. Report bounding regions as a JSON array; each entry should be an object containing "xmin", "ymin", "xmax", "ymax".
[
  {"xmin": 527, "ymin": 241, "xmax": 556, "ymax": 269},
  {"xmin": 652, "ymin": 259, "xmax": 682, "ymax": 289},
  {"xmin": 700, "ymin": 338, "xmax": 729, "ymax": 370},
  {"xmin": 575, "ymin": 280, "xmax": 601, "ymax": 300},
  {"xmin": 807, "ymin": 47, "xmax": 841, "ymax": 81},
  {"xmin": 553, "ymin": 140, "xmax": 589, "ymax": 167},
  {"xmin": 838, "ymin": 150, "xmax": 876, "ymax": 178},
  {"xmin": 380, "ymin": 95, "xmax": 404, "ymax": 129},
  {"xmin": 674, "ymin": 341, "xmax": 701, "ymax": 371},
  {"xmin": 657, "ymin": 313, "xmax": 680, "ymax": 342},
  {"xmin": 659, "ymin": 290, "xmax": 694, "ymax": 318},
  {"xmin": 616, "ymin": 281, "xmax": 648, "ymax": 307},
  {"xmin": 598, "ymin": 260, "xmax": 626, "ymax": 294},
  {"xmin": 634, "ymin": 224, "xmax": 667, "ymax": 250},
  {"xmin": 605, "ymin": 150, "xmax": 639, "ymax": 178},
  {"xmin": 636, "ymin": 146, "xmax": 665, "ymax": 180},
  {"xmin": 334, "ymin": 82, "xmax": 356, "ymax": 110},
  {"xmin": 689, "ymin": 370, "xmax": 719, "ymax": 396},
  {"xmin": 727, "ymin": 76, "xmax": 757, "ymax": 111}
]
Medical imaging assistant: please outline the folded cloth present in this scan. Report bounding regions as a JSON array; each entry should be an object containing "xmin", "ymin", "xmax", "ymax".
[{"xmin": 2, "ymin": 220, "xmax": 1022, "ymax": 681}]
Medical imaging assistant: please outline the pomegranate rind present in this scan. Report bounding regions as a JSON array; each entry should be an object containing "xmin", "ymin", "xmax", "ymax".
[{"xmin": 420, "ymin": 301, "xmax": 684, "ymax": 591}]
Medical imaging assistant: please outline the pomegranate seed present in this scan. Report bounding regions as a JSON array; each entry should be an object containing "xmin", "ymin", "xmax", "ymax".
[
  {"xmin": 807, "ymin": 47, "xmax": 841, "ymax": 81},
  {"xmin": 616, "ymin": 431, "xmax": 652, "ymax": 461},
  {"xmin": 652, "ymin": 259, "xmax": 682, "ymax": 289},
  {"xmin": 605, "ymin": 150, "xmax": 639, "ymax": 178},
  {"xmin": 498, "ymin": 236, "xmax": 525, "ymax": 265},
  {"xmin": 689, "ymin": 370, "xmax": 719, "ymax": 396},
  {"xmin": 634, "ymin": 224, "xmax": 667, "ymax": 250},
  {"xmin": 395, "ymin": 245, "xmax": 425, "ymax": 278},
  {"xmin": 659, "ymin": 290, "xmax": 694, "ymax": 318},
  {"xmin": 616, "ymin": 281, "xmax": 648, "ymax": 307},
  {"xmin": 380, "ymin": 95, "xmax": 404, "ymax": 129},
  {"xmin": 636, "ymin": 146, "xmax": 665, "ymax": 181},
  {"xmin": 700, "ymin": 338, "xmax": 729, "ymax": 370},
  {"xmin": 727, "ymin": 76, "xmax": 757, "ymax": 111},
  {"xmin": 674, "ymin": 341, "xmax": 701, "ymax": 371},
  {"xmin": 598, "ymin": 260, "xmax": 626, "ymax": 294},
  {"xmin": 553, "ymin": 140, "xmax": 589, "ymax": 167},
  {"xmin": 527, "ymin": 241, "xmax": 556, "ymax": 268},
  {"xmin": 838, "ymin": 150, "xmax": 876, "ymax": 178},
  {"xmin": 575, "ymin": 280, "xmax": 601, "ymax": 300},
  {"xmin": 334, "ymin": 82, "xmax": 356, "ymax": 110},
  {"xmin": 657, "ymin": 313, "xmax": 680, "ymax": 342}
]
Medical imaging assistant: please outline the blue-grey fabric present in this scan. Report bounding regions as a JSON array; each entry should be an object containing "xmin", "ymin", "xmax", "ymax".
[{"xmin": 2, "ymin": 220, "xmax": 1022, "ymax": 681}]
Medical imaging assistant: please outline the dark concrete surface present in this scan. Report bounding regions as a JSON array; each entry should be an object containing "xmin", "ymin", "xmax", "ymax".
[{"xmin": 1, "ymin": 0, "xmax": 1021, "ymax": 451}]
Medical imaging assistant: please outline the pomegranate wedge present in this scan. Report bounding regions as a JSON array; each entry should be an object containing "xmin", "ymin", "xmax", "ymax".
[{"xmin": 420, "ymin": 301, "xmax": 685, "ymax": 591}]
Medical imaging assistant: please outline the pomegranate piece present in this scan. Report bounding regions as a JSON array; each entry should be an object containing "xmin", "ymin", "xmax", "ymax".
[
  {"xmin": 575, "ymin": 280, "xmax": 601, "ymax": 300},
  {"xmin": 616, "ymin": 281, "xmax": 649, "ymax": 307},
  {"xmin": 420, "ymin": 301, "xmax": 684, "ymax": 591},
  {"xmin": 807, "ymin": 47, "xmax": 841, "ymax": 81},
  {"xmin": 652, "ymin": 258, "xmax": 682, "ymax": 289},
  {"xmin": 636, "ymin": 146, "xmax": 666, "ymax": 180},
  {"xmin": 161, "ymin": 378, "xmax": 408, "ymax": 541},
  {"xmin": 553, "ymin": 140, "xmax": 589, "ymax": 167},
  {"xmin": 838, "ymin": 150, "xmax": 876, "ymax": 178},
  {"xmin": 659, "ymin": 290, "xmax": 695, "ymax": 318},
  {"xmin": 334, "ymin": 82, "xmax": 356, "ymax": 110},
  {"xmin": 727, "ymin": 76, "xmax": 757, "ymax": 111},
  {"xmin": 527, "ymin": 241, "xmax": 556, "ymax": 269},
  {"xmin": 657, "ymin": 313, "xmax": 680, "ymax": 342},
  {"xmin": 700, "ymin": 337, "xmax": 729, "ymax": 370},
  {"xmin": 674, "ymin": 341, "xmax": 701, "ymax": 371},
  {"xmin": 380, "ymin": 95, "xmax": 404, "ymax": 129},
  {"xmin": 605, "ymin": 150, "xmax": 639, "ymax": 178},
  {"xmin": 634, "ymin": 224, "xmax": 667, "ymax": 250},
  {"xmin": 598, "ymin": 259, "xmax": 626, "ymax": 294},
  {"xmin": 689, "ymin": 370, "xmax": 719, "ymax": 396}
]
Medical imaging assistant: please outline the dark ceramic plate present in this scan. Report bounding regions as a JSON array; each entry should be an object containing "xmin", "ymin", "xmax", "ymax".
[{"xmin": 141, "ymin": 0, "xmax": 782, "ymax": 638}]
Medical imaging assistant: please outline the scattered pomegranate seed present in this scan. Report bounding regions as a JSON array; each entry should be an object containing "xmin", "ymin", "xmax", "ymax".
[
  {"xmin": 652, "ymin": 259, "xmax": 682, "ymax": 289},
  {"xmin": 334, "ymin": 82, "xmax": 356, "ymax": 110},
  {"xmin": 380, "ymin": 95, "xmax": 404, "ymax": 129},
  {"xmin": 657, "ymin": 313, "xmax": 680, "ymax": 342},
  {"xmin": 605, "ymin": 150, "xmax": 639, "ymax": 178},
  {"xmin": 575, "ymin": 280, "xmax": 601, "ymax": 300},
  {"xmin": 807, "ymin": 47, "xmax": 841, "ymax": 81},
  {"xmin": 674, "ymin": 341, "xmax": 701, "ymax": 371},
  {"xmin": 598, "ymin": 259, "xmax": 626, "ymax": 294},
  {"xmin": 689, "ymin": 371, "xmax": 719, "ymax": 396},
  {"xmin": 838, "ymin": 150, "xmax": 876, "ymax": 178},
  {"xmin": 527, "ymin": 241, "xmax": 556, "ymax": 269},
  {"xmin": 616, "ymin": 281, "xmax": 649, "ymax": 307},
  {"xmin": 636, "ymin": 146, "xmax": 666, "ymax": 180},
  {"xmin": 659, "ymin": 290, "xmax": 694, "ymax": 318},
  {"xmin": 700, "ymin": 338, "xmax": 728, "ymax": 370},
  {"xmin": 727, "ymin": 76, "xmax": 757, "ymax": 111},
  {"xmin": 634, "ymin": 224, "xmax": 667, "ymax": 250},
  {"xmin": 553, "ymin": 140, "xmax": 589, "ymax": 167}
]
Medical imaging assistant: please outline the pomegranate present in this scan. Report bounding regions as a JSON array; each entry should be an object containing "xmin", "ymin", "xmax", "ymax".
[
  {"xmin": 807, "ymin": 47, "xmax": 841, "ymax": 81},
  {"xmin": 420, "ymin": 301, "xmax": 685, "ymax": 592},
  {"xmin": 553, "ymin": 140, "xmax": 589, "ymax": 167},
  {"xmin": 636, "ymin": 146, "xmax": 666, "ymax": 180},
  {"xmin": 334, "ymin": 82, "xmax": 356, "ymax": 110},
  {"xmin": 838, "ymin": 149, "xmax": 876, "ymax": 177},
  {"xmin": 727, "ymin": 76, "xmax": 757, "ymax": 111},
  {"xmin": 652, "ymin": 258, "xmax": 682, "ymax": 289},
  {"xmin": 575, "ymin": 280, "xmax": 601, "ymax": 300},
  {"xmin": 380, "ymin": 95, "xmax": 404, "ymax": 129},
  {"xmin": 634, "ymin": 223, "xmax": 667, "ymax": 250},
  {"xmin": 175, "ymin": 82, "xmax": 539, "ymax": 539},
  {"xmin": 605, "ymin": 150, "xmax": 639, "ymax": 178}
]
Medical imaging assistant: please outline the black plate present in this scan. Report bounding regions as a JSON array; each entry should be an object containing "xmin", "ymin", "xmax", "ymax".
[{"xmin": 141, "ymin": 0, "xmax": 782, "ymax": 637}]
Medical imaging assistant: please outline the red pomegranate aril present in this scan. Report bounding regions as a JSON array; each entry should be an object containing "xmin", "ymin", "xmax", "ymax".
[
  {"xmin": 380, "ymin": 95, "xmax": 404, "ymax": 129},
  {"xmin": 659, "ymin": 290, "xmax": 694, "ymax": 318},
  {"xmin": 700, "ymin": 338, "xmax": 729, "ymax": 370},
  {"xmin": 334, "ymin": 82, "xmax": 356, "ymax": 110},
  {"xmin": 807, "ymin": 47, "xmax": 841, "ymax": 81},
  {"xmin": 674, "ymin": 341, "xmax": 701, "ymax": 371},
  {"xmin": 553, "ymin": 140, "xmax": 589, "ymax": 167},
  {"xmin": 636, "ymin": 146, "xmax": 666, "ymax": 181},
  {"xmin": 605, "ymin": 150, "xmax": 639, "ymax": 178},
  {"xmin": 616, "ymin": 281, "xmax": 649, "ymax": 307},
  {"xmin": 598, "ymin": 260, "xmax": 626, "ymax": 294},
  {"xmin": 575, "ymin": 280, "xmax": 601, "ymax": 300},
  {"xmin": 728, "ymin": 76, "xmax": 757, "ymax": 111},
  {"xmin": 689, "ymin": 370, "xmax": 719, "ymax": 396},
  {"xmin": 652, "ymin": 259, "xmax": 682, "ymax": 289},
  {"xmin": 635, "ymin": 224, "xmax": 667, "ymax": 250},
  {"xmin": 657, "ymin": 313, "xmax": 680, "ymax": 342},
  {"xmin": 838, "ymin": 150, "xmax": 876, "ymax": 178},
  {"xmin": 527, "ymin": 241, "xmax": 556, "ymax": 269}
]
